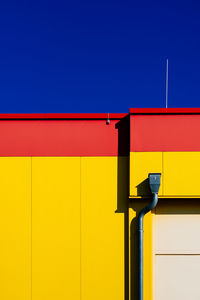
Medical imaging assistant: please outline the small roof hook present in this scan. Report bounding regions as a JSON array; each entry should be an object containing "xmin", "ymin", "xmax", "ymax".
[{"xmin": 106, "ymin": 113, "xmax": 110, "ymax": 125}]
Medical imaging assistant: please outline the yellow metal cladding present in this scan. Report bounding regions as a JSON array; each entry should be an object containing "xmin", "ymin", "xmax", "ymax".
[
  {"xmin": 0, "ymin": 158, "xmax": 31, "ymax": 300},
  {"xmin": 130, "ymin": 151, "xmax": 200, "ymax": 197},
  {"xmin": 81, "ymin": 157, "xmax": 125, "ymax": 300},
  {"xmin": 163, "ymin": 152, "xmax": 200, "ymax": 196},
  {"xmin": 130, "ymin": 151, "xmax": 200, "ymax": 300},
  {"xmin": 32, "ymin": 157, "xmax": 81, "ymax": 300},
  {"xmin": 0, "ymin": 157, "xmax": 126, "ymax": 300}
]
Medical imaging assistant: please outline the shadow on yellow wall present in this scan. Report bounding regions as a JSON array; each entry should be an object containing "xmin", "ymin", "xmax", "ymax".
[
  {"xmin": 116, "ymin": 116, "xmax": 130, "ymax": 300},
  {"xmin": 116, "ymin": 116, "xmax": 153, "ymax": 300}
]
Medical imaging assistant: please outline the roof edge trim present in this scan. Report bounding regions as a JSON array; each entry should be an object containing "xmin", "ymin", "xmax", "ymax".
[
  {"xmin": 130, "ymin": 108, "xmax": 200, "ymax": 114},
  {"xmin": 0, "ymin": 113, "xmax": 127, "ymax": 120}
]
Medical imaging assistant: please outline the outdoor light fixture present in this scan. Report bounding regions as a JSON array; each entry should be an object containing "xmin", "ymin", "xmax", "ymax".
[{"xmin": 138, "ymin": 173, "xmax": 161, "ymax": 300}]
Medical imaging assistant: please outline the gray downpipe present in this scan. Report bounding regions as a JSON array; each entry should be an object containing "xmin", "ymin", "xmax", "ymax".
[
  {"xmin": 138, "ymin": 173, "xmax": 161, "ymax": 300},
  {"xmin": 138, "ymin": 193, "xmax": 158, "ymax": 300}
]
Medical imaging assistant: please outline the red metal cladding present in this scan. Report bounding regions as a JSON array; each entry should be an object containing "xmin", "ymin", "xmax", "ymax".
[
  {"xmin": 0, "ymin": 120, "xmax": 123, "ymax": 156},
  {"xmin": 131, "ymin": 114, "xmax": 200, "ymax": 152}
]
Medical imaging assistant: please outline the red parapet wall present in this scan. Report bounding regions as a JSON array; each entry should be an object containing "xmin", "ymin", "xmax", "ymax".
[
  {"xmin": 0, "ymin": 120, "xmax": 120, "ymax": 156},
  {"xmin": 2, "ymin": 109, "xmax": 200, "ymax": 155},
  {"xmin": 0, "ymin": 111, "xmax": 130, "ymax": 156}
]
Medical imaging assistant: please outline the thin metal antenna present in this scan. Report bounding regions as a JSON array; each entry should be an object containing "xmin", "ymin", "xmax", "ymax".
[{"xmin": 166, "ymin": 58, "xmax": 169, "ymax": 108}]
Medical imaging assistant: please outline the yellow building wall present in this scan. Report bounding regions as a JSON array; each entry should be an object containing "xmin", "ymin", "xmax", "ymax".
[
  {"xmin": 129, "ymin": 151, "xmax": 200, "ymax": 300},
  {"xmin": 130, "ymin": 152, "xmax": 200, "ymax": 197},
  {"xmin": 0, "ymin": 157, "xmax": 127, "ymax": 300},
  {"xmin": 0, "ymin": 158, "xmax": 31, "ymax": 300},
  {"xmin": 81, "ymin": 157, "xmax": 125, "ymax": 300},
  {"xmin": 163, "ymin": 152, "xmax": 200, "ymax": 196},
  {"xmin": 32, "ymin": 157, "xmax": 81, "ymax": 300}
]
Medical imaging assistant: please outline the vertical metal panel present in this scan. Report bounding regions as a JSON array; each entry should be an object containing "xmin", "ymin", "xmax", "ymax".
[
  {"xmin": 163, "ymin": 152, "xmax": 200, "ymax": 196},
  {"xmin": 32, "ymin": 157, "xmax": 81, "ymax": 300},
  {"xmin": 81, "ymin": 157, "xmax": 124, "ymax": 300},
  {"xmin": 0, "ymin": 158, "xmax": 31, "ymax": 300}
]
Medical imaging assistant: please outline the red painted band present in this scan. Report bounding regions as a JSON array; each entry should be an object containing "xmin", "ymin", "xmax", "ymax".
[
  {"xmin": 131, "ymin": 114, "xmax": 200, "ymax": 152},
  {"xmin": 0, "ymin": 120, "xmax": 125, "ymax": 156}
]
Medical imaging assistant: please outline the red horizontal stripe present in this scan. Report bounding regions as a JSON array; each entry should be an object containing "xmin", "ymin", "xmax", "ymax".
[
  {"xmin": 131, "ymin": 114, "xmax": 200, "ymax": 151},
  {"xmin": 130, "ymin": 107, "xmax": 200, "ymax": 114},
  {"xmin": 0, "ymin": 120, "xmax": 125, "ymax": 156},
  {"xmin": 0, "ymin": 113, "xmax": 127, "ymax": 120}
]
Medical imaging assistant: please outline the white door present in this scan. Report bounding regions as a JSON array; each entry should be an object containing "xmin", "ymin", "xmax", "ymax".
[{"xmin": 153, "ymin": 199, "xmax": 200, "ymax": 300}]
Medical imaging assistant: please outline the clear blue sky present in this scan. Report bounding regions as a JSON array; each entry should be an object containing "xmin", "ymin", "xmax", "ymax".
[{"xmin": 0, "ymin": 0, "xmax": 200, "ymax": 112}]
